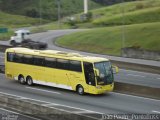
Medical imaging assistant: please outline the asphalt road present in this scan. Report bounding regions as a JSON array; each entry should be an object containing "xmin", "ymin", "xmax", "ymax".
[
  {"xmin": 0, "ymin": 29, "xmax": 160, "ymax": 67},
  {"xmin": 0, "ymin": 30, "xmax": 160, "ymax": 117},
  {"xmin": 0, "ymin": 73, "xmax": 160, "ymax": 116},
  {"xmin": 0, "ymin": 50, "xmax": 160, "ymax": 87},
  {"xmin": 0, "ymin": 30, "xmax": 160, "ymax": 88}
]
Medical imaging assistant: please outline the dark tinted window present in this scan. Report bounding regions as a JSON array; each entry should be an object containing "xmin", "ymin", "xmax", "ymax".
[
  {"xmin": 23, "ymin": 55, "xmax": 33, "ymax": 64},
  {"xmin": 34, "ymin": 56, "xmax": 44, "ymax": 66},
  {"xmin": 70, "ymin": 60, "xmax": 82, "ymax": 72},
  {"xmin": 14, "ymin": 54, "xmax": 23, "ymax": 63},
  {"xmin": 83, "ymin": 62, "xmax": 95, "ymax": 86},
  {"xmin": 57, "ymin": 59, "xmax": 69, "ymax": 70},
  {"xmin": 7, "ymin": 52, "xmax": 15, "ymax": 62},
  {"xmin": 45, "ymin": 57, "xmax": 56, "ymax": 68}
]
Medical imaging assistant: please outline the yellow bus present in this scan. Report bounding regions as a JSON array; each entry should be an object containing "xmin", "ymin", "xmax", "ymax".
[{"xmin": 5, "ymin": 47, "xmax": 118, "ymax": 95}]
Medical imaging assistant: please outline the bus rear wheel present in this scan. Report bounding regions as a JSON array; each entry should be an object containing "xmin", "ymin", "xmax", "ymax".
[
  {"xmin": 18, "ymin": 75, "xmax": 25, "ymax": 84},
  {"xmin": 26, "ymin": 76, "xmax": 33, "ymax": 86},
  {"xmin": 77, "ymin": 85, "xmax": 84, "ymax": 95}
]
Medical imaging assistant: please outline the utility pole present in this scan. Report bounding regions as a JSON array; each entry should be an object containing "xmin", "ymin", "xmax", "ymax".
[
  {"xmin": 121, "ymin": 0, "xmax": 125, "ymax": 55},
  {"xmin": 84, "ymin": 0, "xmax": 88, "ymax": 14},
  {"xmin": 39, "ymin": 0, "xmax": 42, "ymax": 25},
  {"xmin": 57, "ymin": 0, "xmax": 61, "ymax": 29}
]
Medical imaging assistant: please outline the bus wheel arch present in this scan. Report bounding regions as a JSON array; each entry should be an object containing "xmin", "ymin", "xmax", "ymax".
[
  {"xmin": 18, "ymin": 74, "xmax": 25, "ymax": 84},
  {"xmin": 26, "ymin": 76, "xmax": 33, "ymax": 86},
  {"xmin": 76, "ymin": 84, "xmax": 84, "ymax": 95}
]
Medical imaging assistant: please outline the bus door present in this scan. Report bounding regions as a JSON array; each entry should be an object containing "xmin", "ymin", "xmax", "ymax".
[{"xmin": 83, "ymin": 62, "xmax": 96, "ymax": 93}]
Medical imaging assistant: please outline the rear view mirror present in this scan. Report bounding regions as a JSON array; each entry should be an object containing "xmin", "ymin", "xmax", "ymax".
[{"xmin": 112, "ymin": 66, "xmax": 119, "ymax": 74}]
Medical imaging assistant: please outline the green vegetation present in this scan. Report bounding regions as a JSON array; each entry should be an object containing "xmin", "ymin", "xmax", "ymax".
[
  {"xmin": 31, "ymin": 22, "xmax": 71, "ymax": 33},
  {"xmin": 57, "ymin": 0, "xmax": 160, "ymax": 56},
  {"xmin": 0, "ymin": 11, "xmax": 49, "ymax": 40},
  {"xmin": 0, "ymin": 0, "xmax": 100, "ymax": 20},
  {"xmin": 71, "ymin": 0, "xmax": 160, "ymax": 28},
  {"xmin": 92, "ymin": 0, "xmax": 160, "ymax": 26},
  {"xmin": 57, "ymin": 22, "xmax": 160, "ymax": 56},
  {"xmin": 0, "ymin": 11, "xmax": 49, "ymax": 28}
]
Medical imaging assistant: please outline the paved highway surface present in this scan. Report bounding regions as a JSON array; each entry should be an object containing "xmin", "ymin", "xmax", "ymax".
[
  {"xmin": 0, "ymin": 50, "xmax": 160, "ymax": 88},
  {"xmin": 0, "ymin": 29, "xmax": 160, "ymax": 67},
  {"xmin": 0, "ymin": 74, "xmax": 160, "ymax": 116},
  {"xmin": 0, "ymin": 30, "xmax": 160, "ymax": 117},
  {"xmin": 0, "ymin": 29, "xmax": 160, "ymax": 88}
]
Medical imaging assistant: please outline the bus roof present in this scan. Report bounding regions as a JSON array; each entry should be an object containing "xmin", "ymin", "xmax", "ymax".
[{"xmin": 6, "ymin": 47, "xmax": 109, "ymax": 63}]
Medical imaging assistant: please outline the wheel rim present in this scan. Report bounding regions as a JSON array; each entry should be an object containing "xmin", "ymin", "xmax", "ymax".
[
  {"xmin": 27, "ymin": 78, "xmax": 32, "ymax": 85},
  {"xmin": 78, "ymin": 87, "xmax": 83, "ymax": 94},
  {"xmin": 20, "ymin": 77, "xmax": 24, "ymax": 84}
]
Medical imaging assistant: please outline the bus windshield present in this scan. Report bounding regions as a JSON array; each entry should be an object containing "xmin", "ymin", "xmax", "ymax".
[{"xmin": 94, "ymin": 61, "xmax": 114, "ymax": 85}]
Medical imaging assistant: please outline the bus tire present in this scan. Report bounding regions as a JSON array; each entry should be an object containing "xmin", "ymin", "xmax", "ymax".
[
  {"xmin": 77, "ymin": 85, "xmax": 84, "ymax": 95},
  {"xmin": 18, "ymin": 75, "xmax": 25, "ymax": 84},
  {"xmin": 26, "ymin": 76, "xmax": 33, "ymax": 86}
]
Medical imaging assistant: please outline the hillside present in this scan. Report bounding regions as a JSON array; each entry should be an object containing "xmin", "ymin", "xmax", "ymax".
[
  {"xmin": 0, "ymin": 0, "xmax": 100, "ymax": 20},
  {"xmin": 0, "ymin": 11, "xmax": 49, "ymax": 40},
  {"xmin": 92, "ymin": 0, "xmax": 160, "ymax": 26},
  {"xmin": 0, "ymin": 11, "xmax": 48, "ymax": 28},
  {"xmin": 56, "ymin": 0, "xmax": 160, "ymax": 56}
]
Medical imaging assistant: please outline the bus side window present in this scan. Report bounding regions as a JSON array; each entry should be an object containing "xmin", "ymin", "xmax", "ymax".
[
  {"xmin": 33, "ymin": 56, "xmax": 44, "ymax": 66},
  {"xmin": 7, "ymin": 52, "xmax": 15, "ymax": 62},
  {"xmin": 57, "ymin": 59, "xmax": 69, "ymax": 70},
  {"xmin": 14, "ymin": 54, "xmax": 23, "ymax": 63},
  {"xmin": 69, "ymin": 60, "xmax": 82, "ymax": 72},
  {"xmin": 83, "ymin": 62, "xmax": 95, "ymax": 86},
  {"xmin": 45, "ymin": 57, "xmax": 56, "ymax": 68},
  {"xmin": 23, "ymin": 55, "xmax": 33, "ymax": 65}
]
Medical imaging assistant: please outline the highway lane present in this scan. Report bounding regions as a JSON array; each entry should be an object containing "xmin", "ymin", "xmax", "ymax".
[
  {"xmin": 29, "ymin": 29, "xmax": 160, "ymax": 67},
  {"xmin": 0, "ymin": 29, "xmax": 159, "ymax": 67},
  {"xmin": 1, "ymin": 51, "xmax": 160, "ymax": 88},
  {"xmin": 0, "ymin": 73, "xmax": 160, "ymax": 115},
  {"xmin": 0, "ymin": 29, "xmax": 160, "ymax": 88}
]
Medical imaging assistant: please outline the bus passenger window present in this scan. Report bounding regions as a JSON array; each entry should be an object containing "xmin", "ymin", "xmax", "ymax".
[
  {"xmin": 57, "ymin": 59, "xmax": 69, "ymax": 70},
  {"xmin": 45, "ymin": 57, "xmax": 56, "ymax": 68},
  {"xmin": 23, "ymin": 55, "xmax": 33, "ymax": 65},
  {"xmin": 33, "ymin": 56, "xmax": 44, "ymax": 66},
  {"xmin": 69, "ymin": 60, "xmax": 82, "ymax": 72},
  {"xmin": 14, "ymin": 54, "xmax": 23, "ymax": 63},
  {"xmin": 7, "ymin": 53, "xmax": 15, "ymax": 62}
]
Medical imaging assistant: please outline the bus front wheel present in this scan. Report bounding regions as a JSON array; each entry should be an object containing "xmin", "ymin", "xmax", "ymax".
[
  {"xmin": 77, "ymin": 85, "xmax": 84, "ymax": 95},
  {"xmin": 26, "ymin": 76, "xmax": 33, "ymax": 86}
]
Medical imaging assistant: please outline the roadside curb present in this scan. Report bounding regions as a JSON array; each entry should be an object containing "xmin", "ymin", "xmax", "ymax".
[
  {"xmin": 114, "ymin": 82, "xmax": 160, "ymax": 100},
  {"xmin": 0, "ymin": 92, "xmax": 101, "ymax": 120}
]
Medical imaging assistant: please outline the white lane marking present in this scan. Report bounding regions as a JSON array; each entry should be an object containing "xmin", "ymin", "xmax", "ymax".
[
  {"xmin": 26, "ymin": 86, "xmax": 61, "ymax": 95},
  {"xmin": 111, "ymin": 92, "xmax": 160, "ymax": 102},
  {"xmin": 152, "ymin": 110, "xmax": 160, "ymax": 114},
  {"xmin": 0, "ymin": 91, "xmax": 102, "ymax": 115},
  {"xmin": 127, "ymin": 74, "xmax": 145, "ymax": 78},
  {"xmin": 157, "ymin": 78, "xmax": 160, "ymax": 80},
  {"xmin": 0, "ymin": 108, "xmax": 41, "ymax": 120}
]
